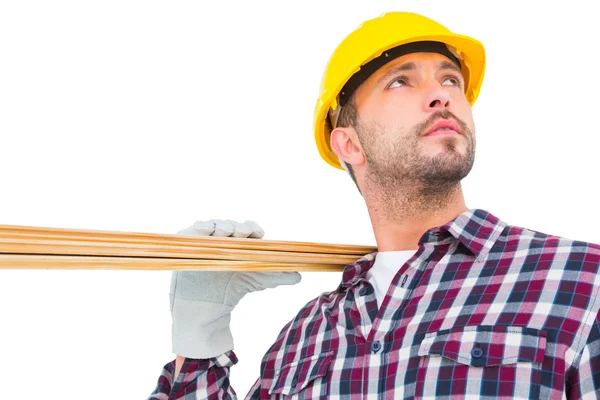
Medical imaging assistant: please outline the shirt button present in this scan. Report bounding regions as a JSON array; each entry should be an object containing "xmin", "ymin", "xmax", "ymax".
[
  {"xmin": 359, "ymin": 287, "xmax": 368, "ymax": 296},
  {"xmin": 370, "ymin": 341, "xmax": 382, "ymax": 353},
  {"xmin": 291, "ymin": 376, "xmax": 298, "ymax": 387},
  {"xmin": 471, "ymin": 347, "xmax": 484, "ymax": 358}
]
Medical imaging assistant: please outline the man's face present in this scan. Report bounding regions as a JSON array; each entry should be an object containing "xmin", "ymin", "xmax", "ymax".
[{"xmin": 346, "ymin": 52, "xmax": 476, "ymax": 189}]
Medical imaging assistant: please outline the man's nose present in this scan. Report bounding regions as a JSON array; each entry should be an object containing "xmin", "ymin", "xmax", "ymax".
[{"xmin": 424, "ymin": 87, "xmax": 451, "ymax": 111}]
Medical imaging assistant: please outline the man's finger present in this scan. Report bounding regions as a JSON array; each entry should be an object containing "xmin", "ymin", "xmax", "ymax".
[
  {"xmin": 244, "ymin": 220, "xmax": 265, "ymax": 239},
  {"xmin": 210, "ymin": 219, "xmax": 235, "ymax": 237},
  {"xmin": 228, "ymin": 220, "xmax": 254, "ymax": 238},
  {"xmin": 177, "ymin": 221, "xmax": 215, "ymax": 236},
  {"xmin": 191, "ymin": 220, "xmax": 217, "ymax": 236}
]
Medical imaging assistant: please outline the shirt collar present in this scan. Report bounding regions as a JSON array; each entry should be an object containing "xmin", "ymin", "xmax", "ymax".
[{"xmin": 339, "ymin": 208, "xmax": 507, "ymax": 288}]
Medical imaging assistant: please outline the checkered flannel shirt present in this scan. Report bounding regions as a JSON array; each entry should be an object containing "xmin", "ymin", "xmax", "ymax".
[{"xmin": 148, "ymin": 208, "xmax": 600, "ymax": 399}]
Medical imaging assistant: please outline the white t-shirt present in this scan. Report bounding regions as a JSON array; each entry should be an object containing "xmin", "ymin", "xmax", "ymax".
[{"xmin": 366, "ymin": 250, "xmax": 417, "ymax": 308}]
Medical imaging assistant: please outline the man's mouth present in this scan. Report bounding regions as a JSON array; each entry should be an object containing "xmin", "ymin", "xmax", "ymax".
[{"xmin": 424, "ymin": 119, "xmax": 461, "ymax": 137}]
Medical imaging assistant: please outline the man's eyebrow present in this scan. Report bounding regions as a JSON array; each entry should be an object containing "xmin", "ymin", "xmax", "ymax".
[
  {"xmin": 376, "ymin": 62, "xmax": 416, "ymax": 87},
  {"xmin": 375, "ymin": 59, "xmax": 464, "ymax": 87},
  {"xmin": 439, "ymin": 60, "xmax": 462, "ymax": 75}
]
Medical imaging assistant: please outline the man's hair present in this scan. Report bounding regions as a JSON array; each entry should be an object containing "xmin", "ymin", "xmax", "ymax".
[{"xmin": 334, "ymin": 96, "xmax": 362, "ymax": 195}]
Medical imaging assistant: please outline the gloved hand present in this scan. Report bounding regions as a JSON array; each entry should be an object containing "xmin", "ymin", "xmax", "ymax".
[{"xmin": 170, "ymin": 219, "xmax": 302, "ymax": 359}]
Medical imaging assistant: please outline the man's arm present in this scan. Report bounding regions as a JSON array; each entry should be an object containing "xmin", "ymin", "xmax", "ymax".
[
  {"xmin": 148, "ymin": 219, "xmax": 301, "ymax": 399},
  {"xmin": 566, "ymin": 308, "xmax": 600, "ymax": 398},
  {"xmin": 147, "ymin": 352, "xmax": 240, "ymax": 400},
  {"xmin": 175, "ymin": 355, "xmax": 185, "ymax": 379}
]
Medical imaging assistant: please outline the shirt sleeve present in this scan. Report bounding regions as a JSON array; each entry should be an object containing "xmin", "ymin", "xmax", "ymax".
[
  {"xmin": 146, "ymin": 293, "xmax": 325, "ymax": 399},
  {"xmin": 566, "ymin": 308, "xmax": 600, "ymax": 398},
  {"xmin": 146, "ymin": 351, "xmax": 240, "ymax": 400}
]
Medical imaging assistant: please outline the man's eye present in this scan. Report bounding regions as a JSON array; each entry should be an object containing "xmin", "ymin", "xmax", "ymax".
[
  {"xmin": 388, "ymin": 78, "xmax": 407, "ymax": 89},
  {"xmin": 443, "ymin": 77, "xmax": 461, "ymax": 87}
]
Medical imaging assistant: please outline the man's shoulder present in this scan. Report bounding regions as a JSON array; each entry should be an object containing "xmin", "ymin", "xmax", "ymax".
[
  {"xmin": 496, "ymin": 219, "xmax": 600, "ymax": 260},
  {"xmin": 257, "ymin": 287, "xmax": 340, "ymax": 370},
  {"xmin": 270, "ymin": 287, "xmax": 339, "ymax": 340}
]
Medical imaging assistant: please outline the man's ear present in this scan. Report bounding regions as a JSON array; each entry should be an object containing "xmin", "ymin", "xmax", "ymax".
[{"xmin": 330, "ymin": 127, "xmax": 365, "ymax": 168}]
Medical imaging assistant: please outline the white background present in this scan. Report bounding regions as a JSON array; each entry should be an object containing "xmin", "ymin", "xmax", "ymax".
[{"xmin": 0, "ymin": 1, "xmax": 598, "ymax": 398}]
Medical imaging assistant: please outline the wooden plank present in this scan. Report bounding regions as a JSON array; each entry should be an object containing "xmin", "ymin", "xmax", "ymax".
[
  {"xmin": 0, "ymin": 238, "xmax": 362, "ymax": 265},
  {"xmin": 0, "ymin": 224, "xmax": 376, "ymax": 255},
  {"xmin": 0, "ymin": 254, "xmax": 346, "ymax": 272},
  {"xmin": 0, "ymin": 224, "xmax": 376, "ymax": 271}
]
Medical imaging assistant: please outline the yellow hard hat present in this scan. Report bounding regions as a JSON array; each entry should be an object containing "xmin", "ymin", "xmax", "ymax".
[{"xmin": 313, "ymin": 12, "xmax": 486, "ymax": 170}]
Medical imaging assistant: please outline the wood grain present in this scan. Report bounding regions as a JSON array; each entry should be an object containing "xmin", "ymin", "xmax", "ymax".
[
  {"xmin": 0, "ymin": 255, "xmax": 345, "ymax": 271},
  {"xmin": 0, "ymin": 224, "xmax": 377, "ymax": 271}
]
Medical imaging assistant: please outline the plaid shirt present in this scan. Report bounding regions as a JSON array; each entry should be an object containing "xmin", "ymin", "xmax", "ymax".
[{"xmin": 148, "ymin": 208, "xmax": 600, "ymax": 399}]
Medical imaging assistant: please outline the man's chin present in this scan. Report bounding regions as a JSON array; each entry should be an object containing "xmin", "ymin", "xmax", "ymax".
[
  {"xmin": 426, "ymin": 149, "xmax": 467, "ymax": 163},
  {"xmin": 423, "ymin": 154, "xmax": 474, "ymax": 178}
]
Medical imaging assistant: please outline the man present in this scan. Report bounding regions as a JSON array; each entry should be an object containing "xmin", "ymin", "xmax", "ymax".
[{"xmin": 149, "ymin": 11, "xmax": 600, "ymax": 399}]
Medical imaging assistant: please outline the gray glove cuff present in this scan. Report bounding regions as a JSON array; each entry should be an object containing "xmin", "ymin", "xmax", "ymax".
[{"xmin": 170, "ymin": 296, "xmax": 235, "ymax": 359}]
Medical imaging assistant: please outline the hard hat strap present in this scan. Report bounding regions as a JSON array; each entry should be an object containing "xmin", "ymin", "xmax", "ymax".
[{"xmin": 338, "ymin": 41, "xmax": 462, "ymax": 108}]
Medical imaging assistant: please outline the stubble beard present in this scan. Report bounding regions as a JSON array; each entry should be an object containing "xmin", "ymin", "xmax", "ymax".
[{"xmin": 358, "ymin": 110, "xmax": 476, "ymax": 217}]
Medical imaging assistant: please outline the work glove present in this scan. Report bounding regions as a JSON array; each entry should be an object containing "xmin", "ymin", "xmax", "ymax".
[{"xmin": 170, "ymin": 219, "xmax": 302, "ymax": 359}]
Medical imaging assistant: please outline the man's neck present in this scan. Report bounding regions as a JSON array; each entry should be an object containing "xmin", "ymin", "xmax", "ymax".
[{"xmin": 364, "ymin": 183, "xmax": 468, "ymax": 252}]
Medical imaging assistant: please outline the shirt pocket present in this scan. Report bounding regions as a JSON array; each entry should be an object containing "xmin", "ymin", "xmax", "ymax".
[
  {"xmin": 415, "ymin": 325, "xmax": 547, "ymax": 400},
  {"xmin": 268, "ymin": 351, "xmax": 334, "ymax": 399}
]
